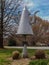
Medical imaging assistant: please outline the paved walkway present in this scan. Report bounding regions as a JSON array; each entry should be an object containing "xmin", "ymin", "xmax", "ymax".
[{"xmin": 5, "ymin": 46, "xmax": 49, "ymax": 49}]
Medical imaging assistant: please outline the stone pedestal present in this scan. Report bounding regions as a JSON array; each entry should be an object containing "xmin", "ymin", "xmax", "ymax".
[{"xmin": 22, "ymin": 44, "xmax": 28, "ymax": 58}]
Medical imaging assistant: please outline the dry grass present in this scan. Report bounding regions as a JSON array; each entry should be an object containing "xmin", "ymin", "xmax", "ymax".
[
  {"xmin": 0, "ymin": 48, "xmax": 49, "ymax": 65},
  {"xmin": 11, "ymin": 58, "xmax": 30, "ymax": 65}
]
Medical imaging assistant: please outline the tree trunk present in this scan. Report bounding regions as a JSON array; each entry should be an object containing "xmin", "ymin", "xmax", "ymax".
[{"xmin": 0, "ymin": 0, "xmax": 4, "ymax": 48}]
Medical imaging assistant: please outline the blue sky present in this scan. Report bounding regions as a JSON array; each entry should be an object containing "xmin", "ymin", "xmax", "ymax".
[
  {"xmin": 23, "ymin": 0, "xmax": 49, "ymax": 21},
  {"xmin": 6, "ymin": 0, "xmax": 49, "ymax": 21}
]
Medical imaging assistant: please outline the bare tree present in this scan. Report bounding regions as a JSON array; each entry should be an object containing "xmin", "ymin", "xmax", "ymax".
[
  {"xmin": 0, "ymin": 0, "xmax": 5, "ymax": 48},
  {"xmin": 32, "ymin": 16, "xmax": 49, "ymax": 45},
  {"xmin": 0, "ymin": 0, "xmax": 22, "ymax": 48},
  {"xmin": 3, "ymin": 0, "xmax": 22, "ymax": 36}
]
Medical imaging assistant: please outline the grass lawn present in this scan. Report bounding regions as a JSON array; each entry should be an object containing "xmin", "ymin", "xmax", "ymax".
[
  {"xmin": 29, "ymin": 59, "xmax": 49, "ymax": 65},
  {"xmin": 0, "ymin": 48, "xmax": 49, "ymax": 65}
]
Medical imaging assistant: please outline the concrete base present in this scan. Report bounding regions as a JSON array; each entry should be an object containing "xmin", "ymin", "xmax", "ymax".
[{"xmin": 22, "ymin": 44, "xmax": 28, "ymax": 58}]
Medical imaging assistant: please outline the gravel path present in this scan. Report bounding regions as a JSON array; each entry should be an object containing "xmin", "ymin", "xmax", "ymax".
[{"xmin": 11, "ymin": 59, "xmax": 30, "ymax": 65}]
